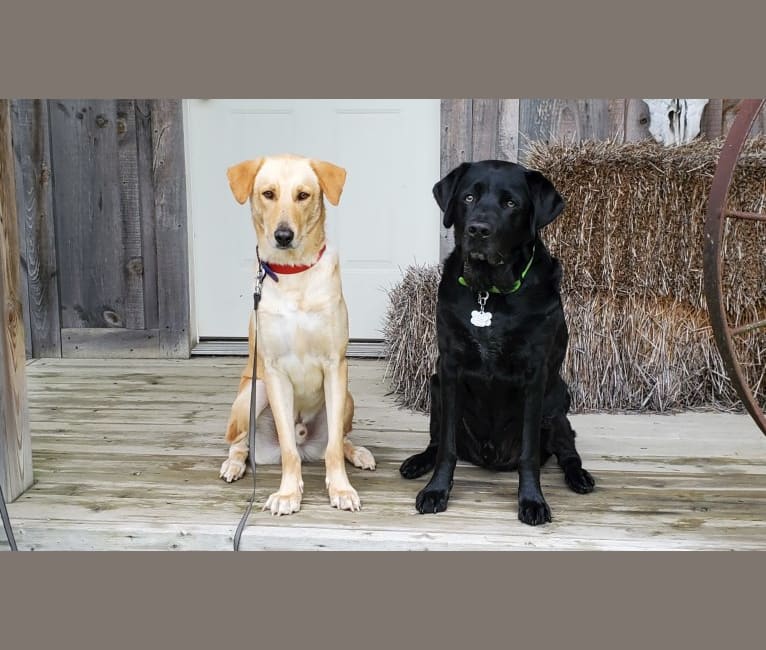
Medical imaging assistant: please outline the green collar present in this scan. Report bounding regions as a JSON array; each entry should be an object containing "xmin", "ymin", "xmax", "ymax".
[{"xmin": 458, "ymin": 245, "xmax": 536, "ymax": 294}]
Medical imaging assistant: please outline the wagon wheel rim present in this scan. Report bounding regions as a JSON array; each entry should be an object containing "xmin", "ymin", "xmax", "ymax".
[{"xmin": 703, "ymin": 98, "xmax": 766, "ymax": 435}]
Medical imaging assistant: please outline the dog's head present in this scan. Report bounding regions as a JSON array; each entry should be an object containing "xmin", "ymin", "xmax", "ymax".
[
  {"xmin": 434, "ymin": 160, "xmax": 564, "ymax": 265},
  {"xmin": 226, "ymin": 154, "xmax": 346, "ymax": 263}
]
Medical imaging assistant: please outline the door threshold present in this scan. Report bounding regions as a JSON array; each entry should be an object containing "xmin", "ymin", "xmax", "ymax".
[{"xmin": 191, "ymin": 339, "xmax": 387, "ymax": 358}]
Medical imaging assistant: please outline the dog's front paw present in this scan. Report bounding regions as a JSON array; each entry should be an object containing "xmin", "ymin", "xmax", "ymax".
[
  {"xmin": 399, "ymin": 447, "xmax": 437, "ymax": 479},
  {"xmin": 264, "ymin": 490, "xmax": 302, "ymax": 516},
  {"xmin": 415, "ymin": 483, "xmax": 450, "ymax": 514},
  {"xmin": 327, "ymin": 481, "xmax": 361, "ymax": 511},
  {"xmin": 220, "ymin": 458, "xmax": 246, "ymax": 482},
  {"xmin": 564, "ymin": 465, "xmax": 595, "ymax": 494},
  {"xmin": 518, "ymin": 496, "xmax": 552, "ymax": 526}
]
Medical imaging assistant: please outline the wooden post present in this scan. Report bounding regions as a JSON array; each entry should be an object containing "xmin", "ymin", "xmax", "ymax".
[
  {"xmin": 151, "ymin": 100, "xmax": 191, "ymax": 358},
  {"xmin": 11, "ymin": 99, "xmax": 61, "ymax": 358},
  {"xmin": 0, "ymin": 99, "xmax": 33, "ymax": 501}
]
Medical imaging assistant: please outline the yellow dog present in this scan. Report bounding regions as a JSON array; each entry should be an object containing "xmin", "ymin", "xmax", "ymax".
[{"xmin": 220, "ymin": 154, "xmax": 375, "ymax": 515}]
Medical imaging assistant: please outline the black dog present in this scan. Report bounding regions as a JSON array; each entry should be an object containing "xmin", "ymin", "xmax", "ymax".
[{"xmin": 400, "ymin": 160, "xmax": 594, "ymax": 525}]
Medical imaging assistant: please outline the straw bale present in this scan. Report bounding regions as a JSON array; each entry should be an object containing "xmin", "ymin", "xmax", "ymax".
[
  {"xmin": 526, "ymin": 138, "xmax": 766, "ymax": 317},
  {"xmin": 384, "ymin": 267, "xmax": 765, "ymax": 413},
  {"xmin": 384, "ymin": 139, "xmax": 766, "ymax": 413}
]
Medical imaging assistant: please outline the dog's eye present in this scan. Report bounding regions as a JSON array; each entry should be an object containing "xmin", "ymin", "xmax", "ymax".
[
  {"xmin": 506, "ymin": 200, "xmax": 515, "ymax": 208},
  {"xmin": 296, "ymin": 191, "xmax": 310, "ymax": 201},
  {"xmin": 262, "ymin": 190, "xmax": 275, "ymax": 200},
  {"xmin": 465, "ymin": 194, "xmax": 474, "ymax": 203}
]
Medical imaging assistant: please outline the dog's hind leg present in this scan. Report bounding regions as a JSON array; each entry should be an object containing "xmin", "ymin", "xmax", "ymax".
[
  {"xmin": 399, "ymin": 373, "xmax": 440, "ymax": 479},
  {"xmin": 304, "ymin": 392, "xmax": 375, "ymax": 469},
  {"xmin": 343, "ymin": 439, "xmax": 376, "ymax": 470},
  {"xmin": 220, "ymin": 379, "xmax": 269, "ymax": 482},
  {"xmin": 340, "ymin": 390, "xmax": 376, "ymax": 470},
  {"xmin": 547, "ymin": 414, "xmax": 595, "ymax": 494}
]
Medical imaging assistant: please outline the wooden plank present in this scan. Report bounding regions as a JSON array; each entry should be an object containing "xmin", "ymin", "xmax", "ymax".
[
  {"xmin": 470, "ymin": 98, "xmax": 499, "ymax": 160},
  {"xmin": 10, "ymin": 103, "xmax": 31, "ymax": 359},
  {"xmin": 607, "ymin": 99, "xmax": 627, "ymax": 142},
  {"xmin": 575, "ymin": 99, "xmax": 610, "ymax": 140},
  {"xmin": 0, "ymin": 100, "xmax": 33, "ymax": 502},
  {"xmin": 135, "ymin": 100, "xmax": 158, "ymax": 330},
  {"xmin": 116, "ymin": 100, "xmax": 145, "ymax": 330},
  {"xmin": 10, "ymin": 100, "xmax": 61, "ymax": 358},
  {"xmin": 518, "ymin": 99, "xmax": 610, "ymax": 161},
  {"xmin": 439, "ymin": 99, "xmax": 472, "ymax": 259},
  {"xmin": 624, "ymin": 98, "xmax": 652, "ymax": 141},
  {"xmin": 496, "ymin": 98, "xmax": 520, "ymax": 163},
  {"xmin": 701, "ymin": 98, "xmax": 724, "ymax": 139},
  {"xmin": 60, "ymin": 328, "xmax": 160, "ymax": 358},
  {"xmin": 441, "ymin": 99, "xmax": 473, "ymax": 173},
  {"xmin": 48, "ymin": 100, "xmax": 129, "ymax": 329},
  {"xmin": 721, "ymin": 99, "xmax": 741, "ymax": 136},
  {"xmin": 519, "ymin": 98, "xmax": 554, "ymax": 158},
  {"xmin": 5, "ymin": 358, "xmax": 766, "ymax": 550},
  {"xmin": 150, "ymin": 100, "xmax": 191, "ymax": 358}
]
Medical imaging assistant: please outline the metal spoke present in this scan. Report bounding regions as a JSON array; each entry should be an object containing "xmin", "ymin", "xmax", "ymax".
[
  {"xmin": 731, "ymin": 318, "xmax": 766, "ymax": 336},
  {"xmin": 725, "ymin": 209, "xmax": 766, "ymax": 222}
]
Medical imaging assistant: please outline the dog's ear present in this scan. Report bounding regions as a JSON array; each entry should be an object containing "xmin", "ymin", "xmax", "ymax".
[
  {"xmin": 227, "ymin": 159, "xmax": 265, "ymax": 205},
  {"xmin": 433, "ymin": 162, "xmax": 471, "ymax": 228},
  {"xmin": 525, "ymin": 169, "xmax": 564, "ymax": 231},
  {"xmin": 310, "ymin": 160, "xmax": 347, "ymax": 206}
]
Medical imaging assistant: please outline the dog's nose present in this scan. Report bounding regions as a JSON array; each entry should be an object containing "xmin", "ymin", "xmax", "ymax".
[
  {"xmin": 274, "ymin": 226, "xmax": 294, "ymax": 248},
  {"xmin": 466, "ymin": 222, "xmax": 493, "ymax": 238}
]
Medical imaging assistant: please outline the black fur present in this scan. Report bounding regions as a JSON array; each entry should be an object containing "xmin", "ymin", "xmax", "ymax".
[{"xmin": 400, "ymin": 160, "xmax": 594, "ymax": 525}]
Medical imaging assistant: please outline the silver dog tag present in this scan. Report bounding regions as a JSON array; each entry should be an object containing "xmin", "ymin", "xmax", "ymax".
[
  {"xmin": 470, "ymin": 291, "xmax": 492, "ymax": 327},
  {"xmin": 470, "ymin": 310, "xmax": 492, "ymax": 327}
]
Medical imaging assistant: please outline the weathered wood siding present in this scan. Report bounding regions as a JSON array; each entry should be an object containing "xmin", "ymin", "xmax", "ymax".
[
  {"xmin": 11, "ymin": 100, "xmax": 190, "ymax": 358},
  {"xmin": 11, "ymin": 100, "xmax": 60, "ymax": 358},
  {"xmin": 0, "ymin": 100, "xmax": 33, "ymax": 501},
  {"xmin": 439, "ymin": 98, "xmax": 758, "ymax": 258},
  {"xmin": 10, "ymin": 98, "xmax": 760, "ymax": 351}
]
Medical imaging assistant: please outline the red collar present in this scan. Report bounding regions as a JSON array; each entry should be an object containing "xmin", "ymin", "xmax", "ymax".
[{"xmin": 261, "ymin": 244, "xmax": 326, "ymax": 279}]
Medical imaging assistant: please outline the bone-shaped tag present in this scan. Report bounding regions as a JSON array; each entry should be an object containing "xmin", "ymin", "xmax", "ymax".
[{"xmin": 470, "ymin": 310, "xmax": 492, "ymax": 327}]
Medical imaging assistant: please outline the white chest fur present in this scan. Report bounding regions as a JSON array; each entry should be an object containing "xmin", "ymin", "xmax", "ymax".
[{"xmin": 256, "ymin": 249, "xmax": 348, "ymax": 414}]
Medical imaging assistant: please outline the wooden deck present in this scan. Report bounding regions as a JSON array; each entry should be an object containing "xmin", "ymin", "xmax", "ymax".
[{"xmin": 2, "ymin": 357, "xmax": 766, "ymax": 551}]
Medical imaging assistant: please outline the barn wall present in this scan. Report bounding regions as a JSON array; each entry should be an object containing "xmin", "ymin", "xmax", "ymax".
[
  {"xmin": 438, "ymin": 98, "xmax": 757, "ymax": 258},
  {"xmin": 11, "ymin": 99, "xmax": 190, "ymax": 359},
  {"xmin": 10, "ymin": 98, "xmax": 758, "ymax": 355}
]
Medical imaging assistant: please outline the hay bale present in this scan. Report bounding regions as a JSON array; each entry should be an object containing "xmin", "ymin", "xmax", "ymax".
[
  {"xmin": 526, "ymin": 138, "xmax": 766, "ymax": 318},
  {"xmin": 383, "ymin": 268, "xmax": 766, "ymax": 414},
  {"xmin": 384, "ymin": 139, "xmax": 766, "ymax": 413},
  {"xmin": 383, "ymin": 264, "xmax": 440, "ymax": 412},
  {"xmin": 562, "ymin": 293, "xmax": 765, "ymax": 412}
]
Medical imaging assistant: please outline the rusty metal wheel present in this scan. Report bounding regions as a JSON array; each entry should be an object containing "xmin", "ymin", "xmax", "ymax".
[{"xmin": 704, "ymin": 98, "xmax": 766, "ymax": 435}]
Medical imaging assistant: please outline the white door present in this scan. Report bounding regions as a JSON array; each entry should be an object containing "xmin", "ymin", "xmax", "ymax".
[{"xmin": 184, "ymin": 99, "xmax": 441, "ymax": 340}]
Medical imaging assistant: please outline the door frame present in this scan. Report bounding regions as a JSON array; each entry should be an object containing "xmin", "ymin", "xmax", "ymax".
[{"xmin": 182, "ymin": 99, "xmax": 443, "ymax": 355}]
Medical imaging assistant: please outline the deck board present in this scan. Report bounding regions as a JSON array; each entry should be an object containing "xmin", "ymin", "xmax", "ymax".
[{"xmin": 3, "ymin": 357, "xmax": 766, "ymax": 551}]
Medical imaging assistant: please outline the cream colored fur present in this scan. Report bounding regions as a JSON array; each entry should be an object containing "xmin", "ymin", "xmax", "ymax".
[{"xmin": 219, "ymin": 155, "xmax": 375, "ymax": 515}]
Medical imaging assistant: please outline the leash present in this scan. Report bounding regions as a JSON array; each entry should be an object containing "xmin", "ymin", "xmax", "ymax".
[
  {"xmin": 230, "ymin": 244, "xmax": 324, "ymax": 550},
  {"xmin": 0, "ymin": 481, "xmax": 18, "ymax": 551},
  {"xmin": 232, "ymin": 253, "xmax": 265, "ymax": 552}
]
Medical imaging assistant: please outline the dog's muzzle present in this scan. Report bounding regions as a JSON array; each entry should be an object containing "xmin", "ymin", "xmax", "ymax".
[{"xmin": 464, "ymin": 218, "xmax": 504, "ymax": 263}]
